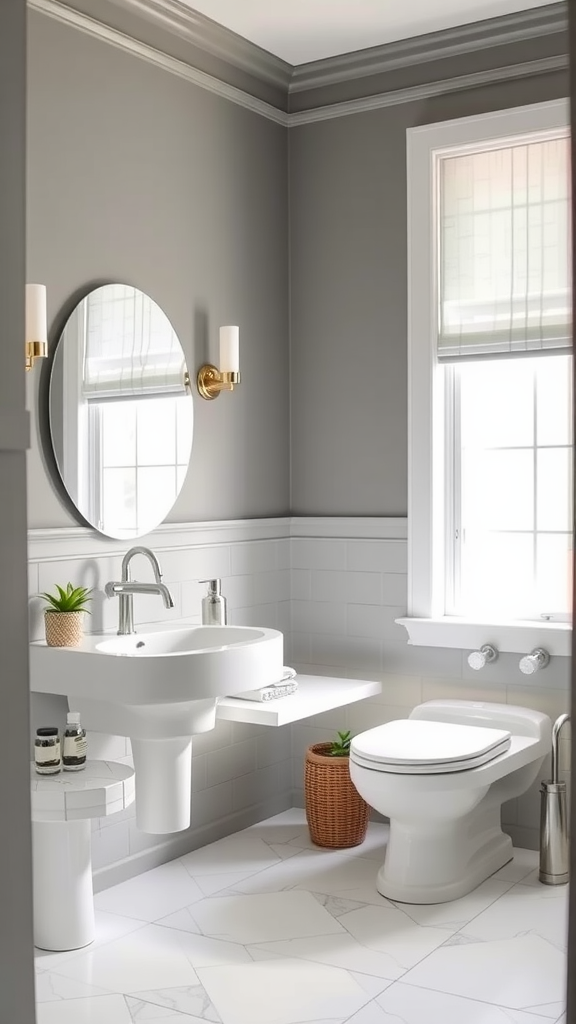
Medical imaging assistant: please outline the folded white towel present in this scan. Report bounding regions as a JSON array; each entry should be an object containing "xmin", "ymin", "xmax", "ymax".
[{"xmin": 233, "ymin": 667, "xmax": 298, "ymax": 702}]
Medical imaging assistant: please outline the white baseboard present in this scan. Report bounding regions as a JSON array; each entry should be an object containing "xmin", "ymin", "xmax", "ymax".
[
  {"xmin": 503, "ymin": 824, "xmax": 539, "ymax": 853},
  {"xmin": 92, "ymin": 792, "xmax": 293, "ymax": 892}
]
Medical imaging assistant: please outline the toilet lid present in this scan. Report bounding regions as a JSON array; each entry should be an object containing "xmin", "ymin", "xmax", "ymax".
[{"xmin": 350, "ymin": 720, "xmax": 512, "ymax": 775}]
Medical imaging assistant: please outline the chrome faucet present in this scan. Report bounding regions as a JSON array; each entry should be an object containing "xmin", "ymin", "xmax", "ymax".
[{"xmin": 105, "ymin": 546, "xmax": 174, "ymax": 635}]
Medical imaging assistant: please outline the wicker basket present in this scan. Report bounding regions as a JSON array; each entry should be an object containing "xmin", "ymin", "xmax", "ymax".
[
  {"xmin": 44, "ymin": 610, "xmax": 85, "ymax": 648},
  {"xmin": 304, "ymin": 742, "xmax": 369, "ymax": 849}
]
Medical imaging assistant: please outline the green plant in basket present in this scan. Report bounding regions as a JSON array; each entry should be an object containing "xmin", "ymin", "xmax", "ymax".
[
  {"xmin": 40, "ymin": 583, "xmax": 93, "ymax": 613},
  {"xmin": 304, "ymin": 728, "xmax": 369, "ymax": 848},
  {"xmin": 327, "ymin": 730, "xmax": 352, "ymax": 757},
  {"xmin": 41, "ymin": 583, "xmax": 93, "ymax": 648}
]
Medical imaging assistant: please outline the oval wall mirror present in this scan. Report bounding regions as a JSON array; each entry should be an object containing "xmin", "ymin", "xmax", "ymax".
[{"xmin": 49, "ymin": 283, "xmax": 193, "ymax": 539}]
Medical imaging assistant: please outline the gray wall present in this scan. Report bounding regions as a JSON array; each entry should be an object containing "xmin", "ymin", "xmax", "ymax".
[
  {"xmin": 289, "ymin": 71, "xmax": 569, "ymax": 515},
  {"xmin": 0, "ymin": 1, "xmax": 36, "ymax": 1020},
  {"xmin": 26, "ymin": 11, "xmax": 569, "ymax": 526},
  {"xmin": 26, "ymin": 11, "xmax": 290, "ymax": 528}
]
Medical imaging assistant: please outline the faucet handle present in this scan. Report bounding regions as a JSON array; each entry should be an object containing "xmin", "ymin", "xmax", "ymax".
[
  {"xmin": 467, "ymin": 644, "xmax": 498, "ymax": 671},
  {"xmin": 519, "ymin": 648, "xmax": 550, "ymax": 675}
]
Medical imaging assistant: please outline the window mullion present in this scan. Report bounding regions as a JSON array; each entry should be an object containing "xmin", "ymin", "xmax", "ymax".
[
  {"xmin": 532, "ymin": 364, "xmax": 538, "ymax": 616},
  {"xmin": 444, "ymin": 365, "xmax": 461, "ymax": 615},
  {"xmin": 88, "ymin": 405, "xmax": 103, "ymax": 532}
]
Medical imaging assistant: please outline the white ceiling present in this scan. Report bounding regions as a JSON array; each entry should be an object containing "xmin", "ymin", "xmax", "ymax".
[{"xmin": 186, "ymin": 0, "xmax": 558, "ymax": 66}]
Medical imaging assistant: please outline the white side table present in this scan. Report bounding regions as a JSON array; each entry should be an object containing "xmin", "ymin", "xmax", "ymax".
[{"xmin": 30, "ymin": 759, "xmax": 135, "ymax": 951}]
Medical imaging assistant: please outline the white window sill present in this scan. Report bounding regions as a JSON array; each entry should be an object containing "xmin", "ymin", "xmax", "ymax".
[{"xmin": 396, "ymin": 616, "xmax": 571, "ymax": 657}]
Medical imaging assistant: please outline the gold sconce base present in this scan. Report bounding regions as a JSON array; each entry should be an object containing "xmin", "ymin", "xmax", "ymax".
[
  {"xmin": 197, "ymin": 365, "xmax": 241, "ymax": 400},
  {"xmin": 25, "ymin": 340, "xmax": 48, "ymax": 372}
]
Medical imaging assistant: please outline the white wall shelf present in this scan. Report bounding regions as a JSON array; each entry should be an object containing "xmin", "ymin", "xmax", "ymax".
[
  {"xmin": 216, "ymin": 674, "xmax": 381, "ymax": 727},
  {"xmin": 397, "ymin": 616, "xmax": 572, "ymax": 657}
]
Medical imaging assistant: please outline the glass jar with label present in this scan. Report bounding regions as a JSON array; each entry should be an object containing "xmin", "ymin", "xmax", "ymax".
[
  {"xmin": 34, "ymin": 727, "xmax": 61, "ymax": 775},
  {"xmin": 62, "ymin": 711, "xmax": 87, "ymax": 771}
]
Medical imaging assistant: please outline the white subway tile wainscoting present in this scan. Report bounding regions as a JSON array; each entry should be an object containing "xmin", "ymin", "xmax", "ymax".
[
  {"xmin": 28, "ymin": 518, "xmax": 570, "ymax": 1020},
  {"xmin": 34, "ymin": 809, "xmax": 567, "ymax": 1024},
  {"xmin": 28, "ymin": 516, "xmax": 570, "ymax": 892}
]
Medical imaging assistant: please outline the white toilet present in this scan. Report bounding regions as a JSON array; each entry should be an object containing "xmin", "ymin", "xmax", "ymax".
[{"xmin": 350, "ymin": 699, "xmax": 551, "ymax": 904}]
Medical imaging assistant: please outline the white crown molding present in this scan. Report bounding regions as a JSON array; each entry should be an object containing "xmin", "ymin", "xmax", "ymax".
[
  {"xmin": 288, "ymin": 54, "xmax": 568, "ymax": 126},
  {"xmin": 29, "ymin": 0, "xmax": 290, "ymax": 126},
  {"xmin": 100, "ymin": 0, "xmax": 291, "ymax": 91},
  {"xmin": 27, "ymin": 517, "xmax": 291, "ymax": 562},
  {"xmin": 290, "ymin": 517, "xmax": 407, "ymax": 540},
  {"xmin": 289, "ymin": 3, "xmax": 568, "ymax": 94},
  {"xmin": 29, "ymin": 1, "xmax": 568, "ymax": 127}
]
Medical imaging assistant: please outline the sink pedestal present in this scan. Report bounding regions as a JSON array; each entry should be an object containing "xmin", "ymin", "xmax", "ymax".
[
  {"xmin": 71, "ymin": 696, "xmax": 219, "ymax": 833},
  {"xmin": 131, "ymin": 737, "xmax": 193, "ymax": 833}
]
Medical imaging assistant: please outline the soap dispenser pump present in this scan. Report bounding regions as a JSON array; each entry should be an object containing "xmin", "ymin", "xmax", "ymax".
[{"xmin": 200, "ymin": 578, "xmax": 227, "ymax": 626}]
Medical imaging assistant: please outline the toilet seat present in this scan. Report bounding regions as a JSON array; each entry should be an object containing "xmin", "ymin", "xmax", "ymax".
[{"xmin": 350, "ymin": 719, "xmax": 512, "ymax": 775}]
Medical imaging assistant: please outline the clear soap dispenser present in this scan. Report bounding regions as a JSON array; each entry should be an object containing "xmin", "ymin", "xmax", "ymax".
[{"xmin": 200, "ymin": 579, "xmax": 227, "ymax": 626}]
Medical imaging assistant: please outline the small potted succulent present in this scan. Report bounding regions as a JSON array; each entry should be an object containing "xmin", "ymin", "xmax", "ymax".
[
  {"xmin": 41, "ymin": 583, "xmax": 93, "ymax": 648},
  {"xmin": 304, "ymin": 730, "xmax": 369, "ymax": 849}
]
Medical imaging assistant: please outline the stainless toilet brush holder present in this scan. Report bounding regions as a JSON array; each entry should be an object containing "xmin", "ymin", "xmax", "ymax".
[{"xmin": 539, "ymin": 713, "xmax": 570, "ymax": 885}]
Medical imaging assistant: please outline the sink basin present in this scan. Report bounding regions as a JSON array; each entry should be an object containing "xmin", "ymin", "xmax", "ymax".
[
  {"xmin": 97, "ymin": 625, "xmax": 270, "ymax": 656},
  {"xmin": 30, "ymin": 624, "xmax": 283, "ymax": 705},
  {"xmin": 30, "ymin": 624, "xmax": 284, "ymax": 834}
]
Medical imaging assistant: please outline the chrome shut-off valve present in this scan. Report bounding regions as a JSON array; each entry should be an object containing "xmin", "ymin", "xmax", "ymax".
[
  {"xmin": 519, "ymin": 648, "xmax": 550, "ymax": 675},
  {"xmin": 467, "ymin": 644, "xmax": 498, "ymax": 670}
]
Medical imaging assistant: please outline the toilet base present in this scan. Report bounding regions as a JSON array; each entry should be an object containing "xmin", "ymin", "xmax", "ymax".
[{"xmin": 376, "ymin": 816, "xmax": 513, "ymax": 904}]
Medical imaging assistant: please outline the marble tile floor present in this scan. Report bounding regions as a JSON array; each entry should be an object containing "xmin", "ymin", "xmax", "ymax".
[{"xmin": 34, "ymin": 809, "xmax": 568, "ymax": 1024}]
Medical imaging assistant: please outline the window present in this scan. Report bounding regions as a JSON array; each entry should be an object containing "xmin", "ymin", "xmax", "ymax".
[
  {"xmin": 83, "ymin": 287, "xmax": 191, "ymax": 537},
  {"xmin": 89, "ymin": 395, "xmax": 191, "ymax": 537},
  {"xmin": 449, "ymin": 355, "xmax": 572, "ymax": 622},
  {"xmin": 401, "ymin": 99, "xmax": 572, "ymax": 655}
]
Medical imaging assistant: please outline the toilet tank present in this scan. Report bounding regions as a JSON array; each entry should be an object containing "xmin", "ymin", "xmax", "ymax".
[{"xmin": 410, "ymin": 699, "xmax": 551, "ymax": 741}]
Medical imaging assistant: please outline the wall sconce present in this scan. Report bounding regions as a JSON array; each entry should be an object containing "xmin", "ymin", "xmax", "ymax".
[
  {"xmin": 25, "ymin": 283, "xmax": 48, "ymax": 371},
  {"xmin": 197, "ymin": 326, "xmax": 240, "ymax": 400}
]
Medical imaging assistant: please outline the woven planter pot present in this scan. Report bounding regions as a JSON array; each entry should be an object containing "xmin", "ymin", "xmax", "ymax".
[
  {"xmin": 304, "ymin": 742, "xmax": 369, "ymax": 849},
  {"xmin": 44, "ymin": 610, "xmax": 85, "ymax": 648}
]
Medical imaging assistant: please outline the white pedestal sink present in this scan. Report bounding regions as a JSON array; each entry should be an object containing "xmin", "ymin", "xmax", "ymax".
[{"xmin": 30, "ymin": 624, "xmax": 283, "ymax": 833}]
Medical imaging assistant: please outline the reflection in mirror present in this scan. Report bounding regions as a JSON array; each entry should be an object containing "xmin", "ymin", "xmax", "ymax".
[{"xmin": 49, "ymin": 284, "xmax": 193, "ymax": 539}]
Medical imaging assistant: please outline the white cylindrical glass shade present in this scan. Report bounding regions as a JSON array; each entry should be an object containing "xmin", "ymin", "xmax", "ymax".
[
  {"xmin": 219, "ymin": 325, "xmax": 240, "ymax": 373},
  {"xmin": 26, "ymin": 283, "xmax": 47, "ymax": 344}
]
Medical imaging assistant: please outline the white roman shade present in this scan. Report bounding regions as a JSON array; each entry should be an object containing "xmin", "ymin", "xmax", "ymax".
[
  {"xmin": 82, "ymin": 285, "xmax": 186, "ymax": 400},
  {"xmin": 438, "ymin": 134, "xmax": 572, "ymax": 360}
]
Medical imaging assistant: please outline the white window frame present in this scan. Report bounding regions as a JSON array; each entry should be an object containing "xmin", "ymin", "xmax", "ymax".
[{"xmin": 397, "ymin": 98, "xmax": 572, "ymax": 657}]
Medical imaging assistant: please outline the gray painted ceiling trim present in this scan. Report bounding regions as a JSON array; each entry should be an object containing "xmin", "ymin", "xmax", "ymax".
[
  {"xmin": 31, "ymin": 0, "xmax": 568, "ymax": 128},
  {"xmin": 30, "ymin": 0, "xmax": 290, "ymax": 125},
  {"xmin": 289, "ymin": 3, "xmax": 568, "ymax": 94},
  {"xmin": 289, "ymin": 53, "xmax": 568, "ymax": 125},
  {"xmin": 101, "ymin": 0, "xmax": 292, "ymax": 90}
]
